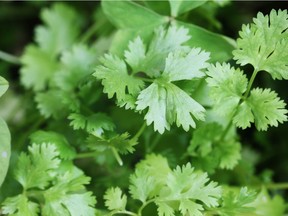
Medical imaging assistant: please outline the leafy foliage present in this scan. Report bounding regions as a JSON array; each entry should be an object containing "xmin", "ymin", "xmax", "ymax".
[{"xmin": 0, "ymin": 2, "xmax": 288, "ymax": 216}]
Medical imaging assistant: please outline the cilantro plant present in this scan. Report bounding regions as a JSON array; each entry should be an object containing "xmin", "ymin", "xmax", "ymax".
[{"xmin": 0, "ymin": 1, "xmax": 287, "ymax": 216}]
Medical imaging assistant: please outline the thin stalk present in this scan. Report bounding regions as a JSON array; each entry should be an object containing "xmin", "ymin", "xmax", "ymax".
[
  {"xmin": 137, "ymin": 199, "xmax": 156, "ymax": 216},
  {"xmin": 110, "ymin": 210, "xmax": 138, "ymax": 216},
  {"xmin": 255, "ymin": 182, "xmax": 288, "ymax": 190},
  {"xmin": 243, "ymin": 69, "xmax": 258, "ymax": 99},
  {"xmin": 135, "ymin": 77, "xmax": 154, "ymax": 83},
  {"xmin": 75, "ymin": 151, "xmax": 98, "ymax": 159},
  {"xmin": 111, "ymin": 147, "xmax": 123, "ymax": 166},
  {"xmin": 0, "ymin": 50, "xmax": 21, "ymax": 65},
  {"xmin": 79, "ymin": 23, "xmax": 99, "ymax": 44},
  {"xmin": 131, "ymin": 123, "xmax": 147, "ymax": 141}
]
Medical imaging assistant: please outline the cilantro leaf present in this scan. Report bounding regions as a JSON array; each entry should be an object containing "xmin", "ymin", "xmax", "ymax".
[
  {"xmin": 0, "ymin": 76, "xmax": 9, "ymax": 97},
  {"xmin": 20, "ymin": 45, "xmax": 58, "ymax": 91},
  {"xmin": 68, "ymin": 113, "xmax": 115, "ymax": 136},
  {"xmin": 43, "ymin": 172, "xmax": 96, "ymax": 216},
  {"xmin": 93, "ymin": 54, "xmax": 144, "ymax": 103},
  {"xmin": 156, "ymin": 163, "xmax": 221, "ymax": 215},
  {"xmin": 233, "ymin": 9, "xmax": 288, "ymax": 79},
  {"xmin": 30, "ymin": 131, "xmax": 76, "ymax": 160},
  {"xmin": 87, "ymin": 132, "xmax": 137, "ymax": 155},
  {"xmin": 35, "ymin": 3, "xmax": 82, "ymax": 56},
  {"xmin": 242, "ymin": 88, "xmax": 287, "ymax": 131},
  {"xmin": 206, "ymin": 63, "xmax": 248, "ymax": 118},
  {"xmin": 104, "ymin": 187, "xmax": 127, "ymax": 211},
  {"xmin": 2, "ymin": 194, "xmax": 39, "ymax": 216},
  {"xmin": 15, "ymin": 143, "xmax": 60, "ymax": 190},
  {"xmin": 218, "ymin": 187, "xmax": 257, "ymax": 216},
  {"xmin": 54, "ymin": 45, "xmax": 97, "ymax": 91},
  {"xmin": 169, "ymin": 0, "xmax": 207, "ymax": 17}
]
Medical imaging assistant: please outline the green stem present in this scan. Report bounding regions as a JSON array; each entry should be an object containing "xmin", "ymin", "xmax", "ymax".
[
  {"xmin": 135, "ymin": 77, "xmax": 154, "ymax": 83},
  {"xmin": 79, "ymin": 22, "xmax": 99, "ymax": 44},
  {"xmin": 258, "ymin": 182, "xmax": 288, "ymax": 190},
  {"xmin": 243, "ymin": 69, "xmax": 258, "ymax": 99},
  {"xmin": 138, "ymin": 199, "xmax": 156, "ymax": 216},
  {"xmin": 110, "ymin": 210, "xmax": 138, "ymax": 216},
  {"xmin": 0, "ymin": 50, "xmax": 21, "ymax": 65},
  {"xmin": 111, "ymin": 147, "xmax": 123, "ymax": 166},
  {"xmin": 131, "ymin": 123, "xmax": 147, "ymax": 141},
  {"xmin": 75, "ymin": 151, "xmax": 98, "ymax": 159},
  {"xmin": 218, "ymin": 68, "xmax": 259, "ymax": 141}
]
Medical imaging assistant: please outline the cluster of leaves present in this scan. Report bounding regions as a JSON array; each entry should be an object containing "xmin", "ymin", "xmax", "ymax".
[{"xmin": 0, "ymin": 1, "xmax": 288, "ymax": 216}]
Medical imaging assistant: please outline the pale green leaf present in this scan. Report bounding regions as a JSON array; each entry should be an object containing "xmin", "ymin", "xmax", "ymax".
[
  {"xmin": 35, "ymin": 3, "xmax": 82, "ymax": 56},
  {"xmin": 0, "ymin": 76, "xmax": 8, "ymax": 98},
  {"xmin": 0, "ymin": 117, "xmax": 11, "ymax": 187},
  {"xmin": 2, "ymin": 194, "xmax": 39, "ymax": 216},
  {"xmin": 15, "ymin": 143, "xmax": 60, "ymax": 190},
  {"xmin": 233, "ymin": 9, "xmax": 288, "ymax": 79},
  {"xmin": 169, "ymin": 0, "xmax": 207, "ymax": 17},
  {"xmin": 247, "ymin": 88, "xmax": 287, "ymax": 131},
  {"xmin": 104, "ymin": 187, "xmax": 127, "ymax": 211}
]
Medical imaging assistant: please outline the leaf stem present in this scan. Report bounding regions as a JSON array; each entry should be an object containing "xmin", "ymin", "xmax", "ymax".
[
  {"xmin": 111, "ymin": 147, "xmax": 123, "ymax": 166},
  {"xmin": 137, "ymin": 199, "xmax": 156, "ymax": 216},
  {"xmin": 79, "ymin": 22, "xmax": 99, "ymax": 44},
  {"xmin": 75, "ymin": 151, "xmax": 98, "ymax": 159},
  {"xmin": 243, "ymin": 69, "xmax": 258, "ymax": 99},
  {"xmin": 131, "ymin": 123, "xmax": 147, "ymax": 141},
  {"xmin": 0, "ymin": 50, "xmax": 21, "ymax": 65},
  {"xmin": 110, "ymin": 210, "xmax": 138, "ymax": 216},
  {"xmin": 254, "ymin": 182, "xmax": 288, "ymax": 190}
]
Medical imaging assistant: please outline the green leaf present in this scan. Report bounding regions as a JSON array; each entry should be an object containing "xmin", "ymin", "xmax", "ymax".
[
  {"xmin": 94, "ymin": 54, "xmax": 144, "ymax": 104},
  {"xmin": 15, "ymin": 143, "xmax": 60, "ymax": 190},
  {"xmin": 35, "ymin": 3, "xmax": 82, "ymax": 56},
  {"xmin": 177, "ymin": 21, "xmax": 236, "ymax": 62},
  {"xmin": 43, "ymin": 172, "xmax": 96, "ymax": 216},
  {"xmin": 2, "ymin": 194, "xmax": 39, "ymax": 216},
  {"xmin": 102, "ymin": 0, "xmax": 167, "ymax": 29},
  {"xmin": 0, "ymin": 117, "xmax": 11, "ymax": 187},
  {"xmin": 20, "ymin": 45, "xmax": 58, "ymax": 91},
  {"xmin": 54, "ymin": 45, "xmax": 97, "ymax": 91},
  {"xmin": 156, "ymin": 163, "xmax": 221, "ymax": 215},
  {"xmin": 0, "ymin": 76, "xmax": 9, "ymax": 97},
  {"xmin": 69, "ymin": 113, "xmax": 115, "ymax": 136},
  {"xmin": 245, "ymin": 88, "xmax": 287, "ymax": 131},
  {"xmin": 169, "ymin": 0, "xmax": 207, "ymax": 17},
  {"xmin": 233, "ymin": 9, "xmax": 288, "ymax": 79},
  {"xmin": 30, "ymin": 131, "xmax": 76, "ymax": 160},
  {"xmin": 104, "ymin": 187, "xmax": 127, "ymax": 211},
  {"xmin": 87, "ymin": 132, "xmax": 137, "ymax": 155},
  {"xmin": 206, "ymin": 63, "xmax": 248, "ymax": 118},
  {"xmin": 218, "ymin": 187, "xmax": 257, "ymax": 216}
]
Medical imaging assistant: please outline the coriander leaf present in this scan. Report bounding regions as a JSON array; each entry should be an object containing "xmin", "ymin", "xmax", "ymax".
[
  {"xmin": 129, "ymin": 169, "xmax": 155, "ymax": 203},
  {"xmin": 233, "ymin": 9, "xmax": 288, "ymax": 79},
  {"xmin": 35, "ymin": 90, "xmax": 67, "ymax": 119},
  {"xmin": 15, "ymin": 143, "xmax": 60, "ymax": 190},
  {"xmin": 233, "ymin": 102, "xmax": 254, "ymax": 129},
  {"xmin": 35, "ymin": 3, "xmax": 82, "ymax": 56},
  {"xmin": 54, "ymin": 45, "xmax": 97, "ymax": 91},
  {"xmin": 2, "ymin": 194, "xmax": 39, "ymax": 216},
  {"xmin": 136, "ymin": 83, "xmax": 169, "ymax": 134},
  {"xmin": 43, "ymin": 172, "xmax": 96, "ymax": 216},
  {"xmin": 157, "ymin": 163, "xmax": 221, "ymax": 215},
  {"xmin": 169, "ymin": 0, "xmax": 207, "ymax": 17},
  {"xmin": 93, "ymin": 54, "xmax": 144, "ymax": 103},
  {"xmin": 102, "ymin": 0, "xmax": 167, "ymax": 29},
  {"xmin": 30, "ymin": 131, "xmax": 76, "ymax": 160},
  {"xmin": 124, "ymin": 36, "xmax": 146, "ymax": 72},
  {"xmin": 218, "ymin": 187, "xmax": 257, "ymax": 216},
  {"xmin": 104, "ymin": 187, "xmax": 127, "ymax": 211},
  {"xmin": 0, "ymin": 117, "xmax": 11, "ymax": 187},
  {"xmin": 206, "ymin": 63, "xmax": 248, "ymax": 118},
  {"xmin": 20, "ymin": 45, "xmax": 58, "ymax": 91},
  {"xmin": 156, "ymin": 202, "xmax": 175, "ymax": 216},
  {"xmin": 68, "ymin": 113, "xmax": 115, "ymax": 136},
  {"xmin": 87, "ymin": 132, "xmax": 137, "ymax": 155},
  {"xmin": 250, "ymin": 188, "xmax": 285, "ymax": 216},
  {"xmin": 219, "ymin": 140, "xmax": 241, "ymax": 170},
  {"xmin": 0, "ymin": 76, "xmax": 8, "ymax": 97},
  {"xmin": 162, "ymin": 48, "xmax": 209, "ymax": 82},
  {"xmin": 247, "ymin": 88, "xmax": 287, "ymax": 131}
]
